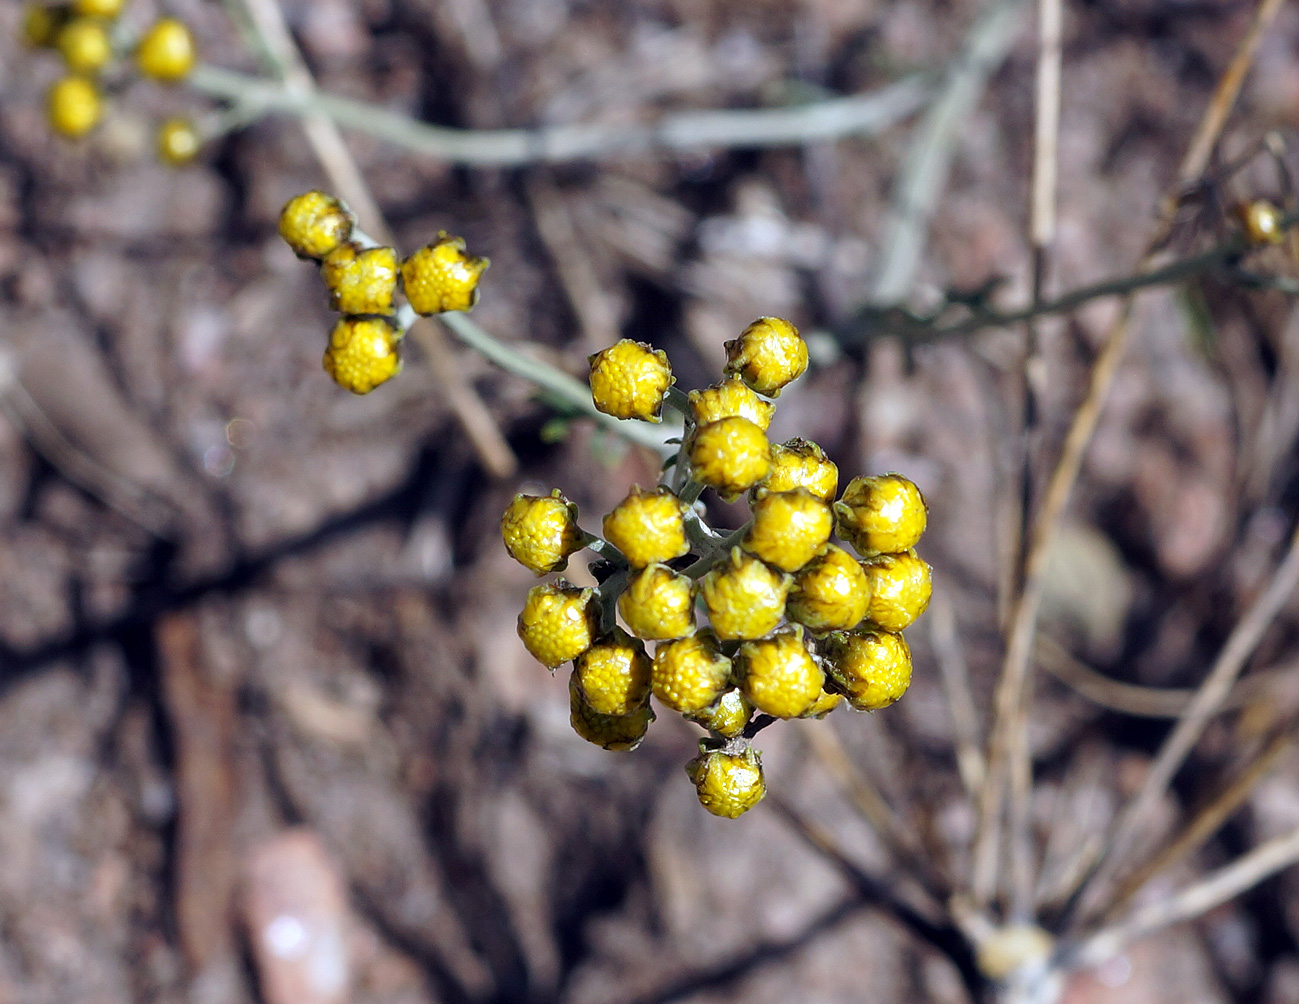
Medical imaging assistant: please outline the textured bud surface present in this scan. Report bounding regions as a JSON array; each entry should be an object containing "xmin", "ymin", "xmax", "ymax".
[
  {"xmin": 756, "ymin": 438, "xmax": 839, "ymax": 503},
  {"xmin": 688, "ymin": 376, "xmax": 775, "ymax": 430},
  {"xmin": 278, "ymin": 191, "xmax": 353, "ymax": 261},
  {"xmin": 321, "ymin": 243, "xmax": 399, "ymax": 316},
  {"xmin": 700, "ymin": 547, "xmax": 790, "ymax": 640},
  {"xmin": 787, "ymin": 544, "xmax": 871, "ymax": 633},
  {"xmin": 723, "ymin": 316, "xmax": 808, "ymax": 397},
  {"xmin": 824, "ymin": 629, "xmax": 913, "ymax": 710},
  {"xmin": 569, "ymin": 673, "xmax": 653, "ymax": 751},
  {"xmin": 601, "ymin": 487, "xmax": 689, "ymax": 568},
  {"xmin": 500, "ymin": 490, "xmax": 585, "ymax": 575},
  {"xmin": 737, "ymin": 627, "xmax": 825, "ymax": 718},
  {"xmin": 575, "ymin": 628, "xmax": 652, "ymax": 716},
  {"xmin": 687, "ymin": 747, "xmax": 765, "ymax": 818},
  {"xmin": 743, "ymin": 488, "xmax": 833, "ymax": 572},
  {"xmin": 402, "ymin": 234, "xmax": 489, "ymax": 314},
  {"xmin": 517, "ymin": 583, "xmax": 596, "ymax": 669},
  {"xmin": 588, "ymin": 339, "xmax": 674, "ymax": 422},
  {"xmin": 322, "ymin": 317, "xmax": 402, "ymax": 395},
  {"xmin": 619, "ymin": 564, "xmax": 695, "ymax": 640},
  {"xmin": 685, "ymin": 688, "xmax": 754, "ymax": 738},
  {"xmin": 860, "ymin": 550, "xmax": 933, "ymax": 631},
  {"xmin": 688, "ymin": 417, "xmax": 771, "ymax": 500},
  {"xmin": 835, "ymin": 473, "xmax": 928, "ymax": 557},
  {"xmin": 652, "ymin": 630, "xmax": 732, "ymax": 714}
]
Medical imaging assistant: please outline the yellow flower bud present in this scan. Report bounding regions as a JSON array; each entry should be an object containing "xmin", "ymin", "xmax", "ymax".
[
  {"xmin": 736, "ymin": 626, "xmax": 824, "ymax": 719},
  {"xmin": 601, "ymin": 486, "xmax": 689, "ymax": 568},
  {"xmin": 618, "ymin": 564, "xmax": 695, "ymax": 640},
  {"xmin": 834, "ymin": 473, "xmax": 927, "ymax": 557},
  {"xmin": 322, "ymin": 317, "xmax": 402, "ymax": 395},
  {"xmin": 57, "ymin": 17, "xmax": 112, "ymax": 75},
  {"xmin": 278, "ymin": 191, "xmax": 353, "ymax": 261},
  {"xmin": 136, "ymin": 17, "xmax": 196, "ymax": 82},
  {"xmin": 46, "ymin": 75, "xmax": 101, "ymax": 138},
  {"xmin": 699, "ymin": 547, "xmax": 790, "ymax": 641},
  {"xmin": 320, "ymin": 243, "xmax": 399, "ymax": 316},
  {"xmin": 157, "ymin": 117, "xmax": 202, "ymax": 166},
  {"xmin": 1237, "ymin": 199, "xmax": 1285, "ymax": 246},
  {"xmin": 401, "ymin": 233, "xmax": 489, "ymax": 314},
  {"xmin": 569, "ymin": 671, "xmax": 654, "ymax": 751},
  {"xmin": 575, "ymin": 627, "xmax": 652, "ymax": 716},
  {"xmin": 787, "ymin": 543, "xmax": 870, "ymax": 633},
  {"xmin": 860, "ymin": 549, "xmax": 932, "ymax": 632},
  {"xmin": 75, "ymin": 0, "xmax": 125, "ymax": 18},
  {"xmin": 651, "ymin": 630, "xmax": 732, "ymax": 714},
  {"xmin": 801, "ymin": 686, "xmax": 843, "ymax": 719},
  {"xmin": 688, "ymin": 417, "xmax": 771, "ymax": 501},
  {"xmin": 500, "ymin": 490, "xmax": 585, "ymax": 576},
  {"xmin": 686, "ymin": 745, "xmax": 765, "ymax": 818},
  {"xmin": 684, "ymin": 688, "xmax": 754, "ymax": 738},
  {"xmin": 824, "ymin": 629, "xmax": 913, "ymax": 710},
  {"xmin": 742, "ymin": 488, "xmax": 833, "ymax": 572},
  {"xmin": 517, "ymin": 582, "xmax": 597, "ymax": 670},
  {"xmin": 587, "ymin": 339, "xmax": 674, "ymax": 423},
  {"xmin": 723, "ymin": 316, "xmax": 808, "ymax": 397}
]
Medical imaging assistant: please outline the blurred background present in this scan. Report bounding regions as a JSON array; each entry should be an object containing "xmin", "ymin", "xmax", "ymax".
[{"xmin": 2, "ymin": 0, "xmax": 1299, "ymax": 1002}]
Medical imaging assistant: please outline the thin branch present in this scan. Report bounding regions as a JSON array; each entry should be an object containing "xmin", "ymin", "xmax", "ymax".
[
  {"xmin": 1070, "ymin": 824, "xmax": 1299, "ymax": 970},
  {"xmin": 1068, "ymin": 519, "xmax": 1299, "ymax": 920},
  {"xmin": 1035, "ymin": 634, "xmax": 1293, "ymax": 719},
  {"xmin": 927, "ymin": 589, "xmax": 986, "ymax": 796},
  {"xmin": 236, "ymin": 0, "xmax": 517, "ymax": 478},
  {"xmin": 187, "ymin": 64, "xmax": 933, "ymax": 166},
  {"xmin": 870, "ymin": 0, "xmax": 1029, "ymax": 303},
  {"xmin": 1102, "ymin": 722, "xmax": 1295, "ymax": 920}
]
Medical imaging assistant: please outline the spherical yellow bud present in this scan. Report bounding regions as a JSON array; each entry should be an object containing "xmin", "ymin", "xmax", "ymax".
[
  {"xmin": 323, "ymin": 317, "xmax": 402, "ymax": 395},
  {"xmin": 685, "ymin": 688, "xmax": 754, "ymax": 738},
  {"xmin": 401, "ymin": 233, "xmax": 489, "ymax": 314},
  {"xmin": 24, "ymin": 3, "xmax": 69, "ymax": 47},
  {"xmin": 824, "ymin": 629, "xmax": 913, "ymax": 710},
  {"xmin": 156, "ymin": 117, "xmax": 201, "ymax": 166},
  {"xmin": 574, "ymin": 627, "xmax": 652, "ymax": 717},
  {"xmin": 46, "ymin": 75, "xmax": 101, "ymax": 138},
  {"xmin": 618, "ymin": 564, "xmax": 694, "ymax": 640},
  {"xmin": 517, "ymin": 582, "xmax": 597, "ymax": 670},
  {"xmin": 860, "ymin": 549, "xmax": 932, "ymax": 631},
  {"xmin": 688, "ymin": 376, "xmax": 774, "ymax": 431},
  {"xmin": 587, "ymin": 339, "xmax": 674, "ymax": 423},
  {"xmin": 699, "ymin": 547, "xmax": 790, "ymax": 641},
  {"xmin": 320, "ymin": 242, "xmax": 399, "ymax": 316},
  {"xmin": 834, "ymin": 473, "xmax": 927, "ymax": 557},
  {"xmin": 723, "ymin": 316, "xmax": 808, "ymax": 398},
  {"xmin": 135, "ymin": 18, "xmax": 196, "ymax": 82},
  {"xmin": 57, "ymin": 17, "xmax": 112, "ymax": 74},
  {"xmin": 736, "ymin": 626, "xmax": 824, "ymax": 719},
  {"xmin": 569, "ymin": 672, "xmax": 653, "ymax": 751},
  {"xmin": 755, "ymin": 437, "xmax": 838, "ymax": 503},
  {"xmin": 601, "ymin": 486, "xmax": 689, "ymax": 568},
  {"xmin": 1237, "ymin": 199, "xmax": 1285, "ymax": 246},
  {"xmin": 500, "ymin": 489, "xmax": 585, "ymax": 576},
  {"xmin": 743, "ymin": 488, "xmax": 833, "ymax": 573},
  {"xmin": 651, "ymin": 630, "xmax": 732, "ymax": 714},
  {"xmin": 787, "ymin": 543, "xmax": 871, "ymax": 633},
  {"xmin": 75, "ymin": 0, "xmax": 125, "ymax": 18},
  {"xmin": 688, "ymin": 417, "xmax": 771, "ymax": 501},
  {"xmin": 278, "ymin": 191, "xmax": 354, "ymax": 261},
  {"xmin": 686, "ymin": 746, "xmax": 765, "ymax": 818}
]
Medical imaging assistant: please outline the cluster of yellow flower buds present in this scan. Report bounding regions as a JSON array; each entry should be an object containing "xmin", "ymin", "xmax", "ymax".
[
  {"xmin": 277, "ymin": 190, "xmax": 489, "ymax": 395},
  {"xmin": 23, "ymin": 2, "xmax": 200, "ymax": 160},
  {"xmin": 505, "ymin": 317, "xmax": 932, "ymax": 818}
]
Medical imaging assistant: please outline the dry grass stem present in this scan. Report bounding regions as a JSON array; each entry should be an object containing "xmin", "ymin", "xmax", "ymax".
[{"xmin": 928, "ymin": 589, "xmax": 986, "ymax": 796}]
